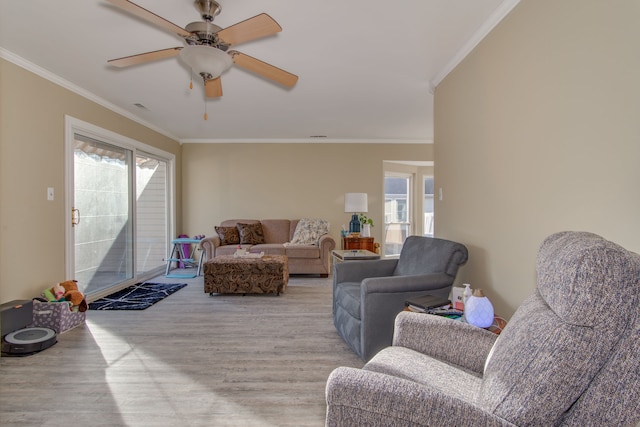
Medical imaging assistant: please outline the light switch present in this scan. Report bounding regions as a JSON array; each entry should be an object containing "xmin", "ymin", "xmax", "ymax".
[
  {"xmin": 438, "ymin": 187, "xmax": 443, "ymax": 201},
  {"xmin": 47, "ymin": 187, "xmax": 54, "ymax": 201}
]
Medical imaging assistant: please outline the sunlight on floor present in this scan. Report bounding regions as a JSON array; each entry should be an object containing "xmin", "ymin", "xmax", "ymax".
[{"xmin": 87, "ymin": 320, "xmax": 279, "ymax": 426}]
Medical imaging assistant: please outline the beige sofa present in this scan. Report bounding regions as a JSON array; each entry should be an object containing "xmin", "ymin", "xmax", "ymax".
[{"xmin": 200, "ymin": 219, "xmax": 336, "ymax": 277}]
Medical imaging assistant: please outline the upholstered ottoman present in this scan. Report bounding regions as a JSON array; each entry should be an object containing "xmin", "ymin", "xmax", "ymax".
[{"xmin": 204, "ymin": 255, "xmax": 289, "ymax": 295}]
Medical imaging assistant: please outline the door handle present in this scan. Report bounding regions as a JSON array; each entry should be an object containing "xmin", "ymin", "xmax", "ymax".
[{"xmin": 71, "ymin": 208, "xmax": 80, "ymax": 227}]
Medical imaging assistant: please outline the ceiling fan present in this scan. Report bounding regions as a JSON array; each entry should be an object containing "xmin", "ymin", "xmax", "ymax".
[{"xmin": 106, "ymin": 0, "xmax": 298, "ymax": 98}]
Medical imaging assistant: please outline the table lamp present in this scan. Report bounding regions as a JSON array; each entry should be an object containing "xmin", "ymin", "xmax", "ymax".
[{"xmin": 344, "ymin": 193, "xmax": 368, "ymax": 234}]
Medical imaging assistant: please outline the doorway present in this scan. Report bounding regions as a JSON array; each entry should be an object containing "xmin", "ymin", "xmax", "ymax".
[
  {"xmin": 384, "ymin": 174, "xmax": 412, "ymax": 257},
  {"xmin": 383, "ymin": 161, "xmax": 434, "ymax": 256},
  {"xmin": 65, "ymin": 117, "xmax": 174, "ymax": 299}
]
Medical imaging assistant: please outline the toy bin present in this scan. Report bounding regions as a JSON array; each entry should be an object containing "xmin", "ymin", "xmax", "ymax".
[{"xmin": 32, "ymin": 300, "xmax": 86, "ymax": 334}]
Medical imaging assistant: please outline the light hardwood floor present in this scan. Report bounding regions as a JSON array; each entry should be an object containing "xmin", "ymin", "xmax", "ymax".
[{"xmin": 0, "ymin": 272, "xmax": 364, "ymax": 426}]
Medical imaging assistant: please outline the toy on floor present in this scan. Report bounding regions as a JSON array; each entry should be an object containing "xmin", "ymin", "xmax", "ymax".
[
  {"xmin": 59, "ymin": 280, "xmax": 88, "ymax": 312},
  {"xmin": 53, "ymin": 283, "xmax": 65, "ymax": 301},
  {"xmin": 42, "ymin": 283, "xmax": 67, "ymax": 303}
]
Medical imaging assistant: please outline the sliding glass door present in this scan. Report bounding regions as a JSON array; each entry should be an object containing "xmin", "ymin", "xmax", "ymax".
[
  {"xmin": 135, "ymin": 153, "xmax": 169, "ymax": 275},
  {"xmin": 66, "ymin": 117, "xmax": 174, "ymax": 299},
  {"xmin": 73, "ymin": 136, "xmax": 134, "ymax": 295}
]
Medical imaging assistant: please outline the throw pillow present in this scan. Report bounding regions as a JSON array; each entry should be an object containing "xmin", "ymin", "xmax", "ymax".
[
  {"xmin": 215, "ymin": 226, "xmax": 240, "ymax": 246},
  {"xmin": 289, "ymin": 218, "xmax": 330, "ymax": 245},
  {"xmin": 237, "ymin": 223, "xmax": 265, "ymax": 245}
]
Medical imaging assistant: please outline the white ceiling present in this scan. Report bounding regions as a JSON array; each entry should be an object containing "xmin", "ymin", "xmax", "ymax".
[{"xmin": 0, "ymin": 0, "xmax": 518, "ymax": 143}]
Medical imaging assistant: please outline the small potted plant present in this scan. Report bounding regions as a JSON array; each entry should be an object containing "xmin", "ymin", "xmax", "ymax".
[{"xmin": 359, "ymin": 214, "xmax": 374, "ymax": 237}]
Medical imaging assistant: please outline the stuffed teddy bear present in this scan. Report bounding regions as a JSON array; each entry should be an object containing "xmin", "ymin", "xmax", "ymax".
[{"xmin": 59, "ymin": 280, "xmax": 88, "ymax": 312}]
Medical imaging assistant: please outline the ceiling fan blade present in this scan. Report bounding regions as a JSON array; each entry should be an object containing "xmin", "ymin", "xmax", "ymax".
[
  {"xmin": 108, "ymin": 47, "xmax": 183, "ymax": 67},
  {"xmin": 231, "ymin": 51, "xmax": 298, "ymax": 88},
  {"xmin": 107, "ymin": 0, "xmax": 191, "ymax": 37},
  {"xmin": 205, "ymin": 78, "xmax": 223, "ymax": 98},
  {"xmin": 216, "ymin": 13, "xmax": 282, "ymax": 46}
]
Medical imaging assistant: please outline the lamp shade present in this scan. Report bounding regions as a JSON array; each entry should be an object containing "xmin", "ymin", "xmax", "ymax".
[
  {"xmin": 344, "ymin": 193, "xmax": 368, "ymax": 213},
  {"xmin": 178, "ymin": 45, "xmax": 232, "ymax": 79}
]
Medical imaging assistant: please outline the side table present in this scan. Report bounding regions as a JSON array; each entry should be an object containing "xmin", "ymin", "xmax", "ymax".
[
  {"xmin": 486, "ymin": 316, "xmax": 508, "ymax": 335},
  {"xmin": 343, "ymin": 236, "xmax": 375, "ymax": 252},
  {"xmin": 332, "ymin": 249, "xmax": 380, "ymax": 263}
]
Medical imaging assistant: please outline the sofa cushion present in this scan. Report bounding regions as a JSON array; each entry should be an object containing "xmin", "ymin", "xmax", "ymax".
[
  {"xmin": 251, "ymin": 243, "xmax": 286, "ymax": 256},
  {"xmin": 237, "ymin": 223, "xmax": 265, "ymax": 245},
  {"xmin": 288, "ymin": 218, "xmax": 330, "ymax": 245},
  {"xmin": 260, "ymin": 219, "xmax": 291, "ymax": 243},
  {"xmin": 285, "ymin": 246, "xmax": 321, "ymax": 259},
  {"xmin": 365, "ymin": 347, "xmax": 483, "ymax": 397},
  {"xmin": 214, "ymin": 226, "xmax": 240, "ymax": 246}
]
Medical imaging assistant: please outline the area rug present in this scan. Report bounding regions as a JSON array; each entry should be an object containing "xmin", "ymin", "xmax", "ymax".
[{"xmin": 88, "ymin": 282, "xmax": 187, "ymax": 310}]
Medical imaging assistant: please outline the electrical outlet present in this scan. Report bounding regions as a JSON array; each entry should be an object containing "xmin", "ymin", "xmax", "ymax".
[{"xmin": 47, "ymin": 187, "xmax": 54, "ymax": 201}]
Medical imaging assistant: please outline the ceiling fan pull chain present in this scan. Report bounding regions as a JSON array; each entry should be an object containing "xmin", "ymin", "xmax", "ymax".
[
  {"xmin": 204, "ymin": 100, "xmax": 208, "ymax": 121},
  {"xmin": 190, "ymin": 69, "xmax": 194, "ymax": 90}
]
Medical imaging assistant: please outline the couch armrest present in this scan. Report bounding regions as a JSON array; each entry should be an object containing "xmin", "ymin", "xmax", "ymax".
[
  {"xmin": 393, "ymin": 311, "xmax": 498, "ymax": 374},
  {"xmin": 326, "ymin": 367, "xmax": 515, "ymax": 427},
  {"xmin": 318, "ymin": 233, "xmax": 336, "ymax": 258},
  {"xmin": 200, "ymin": 235, "xmax": 221, "ymax": 260}
]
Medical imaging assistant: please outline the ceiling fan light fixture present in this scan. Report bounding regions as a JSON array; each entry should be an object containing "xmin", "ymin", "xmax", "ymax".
[{"xmin": 179, "ymin": 45, "xmax": 232, "ymax": 79}]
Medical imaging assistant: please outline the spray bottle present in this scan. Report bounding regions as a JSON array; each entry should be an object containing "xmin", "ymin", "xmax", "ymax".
[{"xmin": 463, "ymin": 283, "xmax": 472, "ymax": 321}]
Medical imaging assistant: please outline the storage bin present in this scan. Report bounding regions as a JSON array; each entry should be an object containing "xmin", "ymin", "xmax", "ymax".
[{"xmin": 32, "ymin": 300, "xmax": 85, "ymax": 334}]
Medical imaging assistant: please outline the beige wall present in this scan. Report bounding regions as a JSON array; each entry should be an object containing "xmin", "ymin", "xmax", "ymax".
[
  {"xmin": 181, "ymin": 143, "xmax": 432, "ymax": 245},
  {"xmin": 434, "ymin": 0, "xmax": 640, "ymax": 317},
  {"xmin": 0, "ymin": 59, "xmax": 181, "ymax": 302}
]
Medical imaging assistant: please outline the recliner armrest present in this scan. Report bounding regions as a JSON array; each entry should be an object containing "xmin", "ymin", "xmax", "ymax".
[
  {"xmin": 334, "ymin": 258, "xmax": 398, "ymax": 283},
  {"xmin": 362, "ymin": 273, "xmax": 453, "ymax": 294},
  {"xmin": 326, "ymin": 366, "xmax": 515, "ymax": 427},
  {"xmin": 393, "ymin": 311, "xmax": 498, "ymax": 374}
]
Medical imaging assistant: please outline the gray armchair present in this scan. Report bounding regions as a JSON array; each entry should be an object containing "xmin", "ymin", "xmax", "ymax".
[
  {"xmin": 326, "ymin": 231, "xmax": 640, "ymax": 426},
  {"xmin": 333, "ymin": 235, "xmax": 468, "ymax": 361}
]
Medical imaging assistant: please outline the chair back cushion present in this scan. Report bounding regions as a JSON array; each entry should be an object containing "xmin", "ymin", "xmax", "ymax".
[
  {"xmin": 393, "ymin": 236, "xmax": 468, "ymax": 277},
  {"xmin": 480, "ymin": 231, "xmax": 640, "ymax": 426}
]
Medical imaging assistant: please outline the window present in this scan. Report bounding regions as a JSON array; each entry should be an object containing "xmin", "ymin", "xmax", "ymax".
[
  {"xmin": 423, "ymin": 176, "xmax": 434, "ymax": 236},
  {"xmin": 384, "ymin": 174, "xmax": 412, "ymax": 257}
]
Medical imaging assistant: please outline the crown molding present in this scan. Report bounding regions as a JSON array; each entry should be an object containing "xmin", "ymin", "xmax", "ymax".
[
  {"xmin": 2, "ymin": 48, "xmax": 430, "ymax": 145},
  {"xmin": 180, "ymin": 138, "xmax": 433, "ymax": 144},
  {"xmin": 0, "ymin": 47, "xmax": 179, "ymax": 142},
  {"xmin": 431, "ymin": 0, "xmax": 521, "ymax": 88}
]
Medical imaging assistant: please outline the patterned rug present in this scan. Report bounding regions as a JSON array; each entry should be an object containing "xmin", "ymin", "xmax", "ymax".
[{"xmin": 88, "ymin": 282, "xmax": 187, "ymax": 310}]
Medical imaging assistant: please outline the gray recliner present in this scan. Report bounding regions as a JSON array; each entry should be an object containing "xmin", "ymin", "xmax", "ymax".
[
  {"xmin": 326, "ymin": 231, "xmax": 640, "ymax": 426},
  {"xmin": 332, "ymin": 235, "xmax": 468, "ymax": 361}
]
